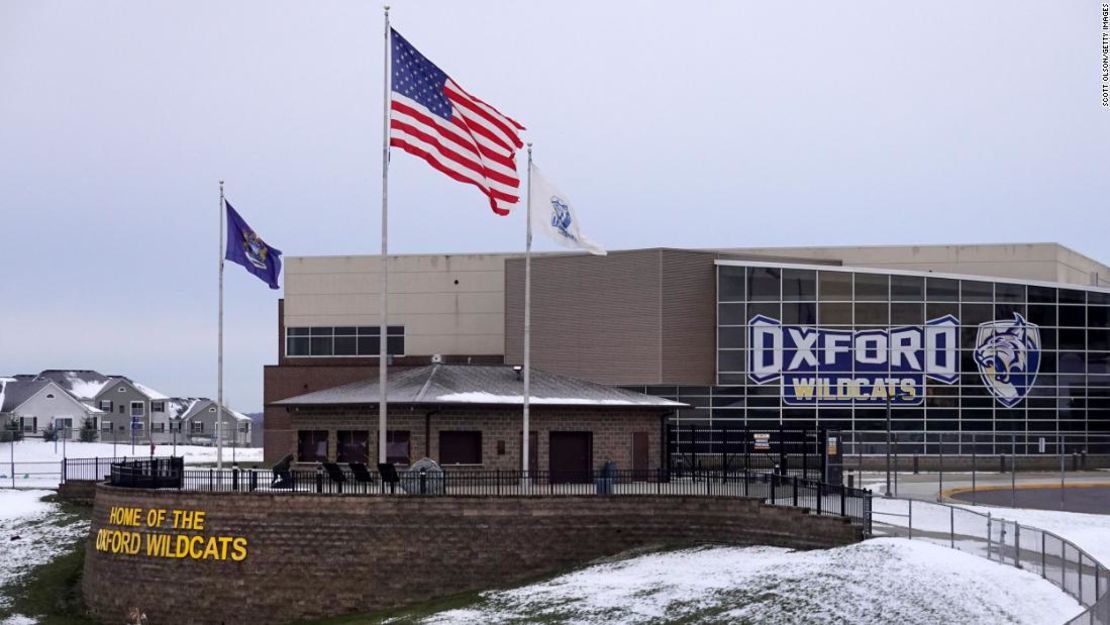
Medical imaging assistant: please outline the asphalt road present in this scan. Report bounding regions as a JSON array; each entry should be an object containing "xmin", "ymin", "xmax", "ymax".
[
  {"xmin": 948, "ymin": 486, "xmax": 1110, "ymax": 514},
  {"xmin": 856, "ymin": 470, "xmax": 1110, "ymax": 513}
]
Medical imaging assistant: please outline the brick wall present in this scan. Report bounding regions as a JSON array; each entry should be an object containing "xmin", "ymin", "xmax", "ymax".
[
  {"xmin": 83, "ymin": 486, "xmax": 862, "ymax": 625},
  {"xmin": 281, "ymin": 405, "xmax": 666, "ymax": 472}
]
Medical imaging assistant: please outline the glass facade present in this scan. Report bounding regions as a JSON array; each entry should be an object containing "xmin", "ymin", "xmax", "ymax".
[{"xmin": 644, "ymin": 263, "xmax": 1110, "ymax": 454}]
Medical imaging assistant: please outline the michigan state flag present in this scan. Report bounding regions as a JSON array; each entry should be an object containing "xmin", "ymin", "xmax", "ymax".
[{"xmin": 225, "ymin": 201, "xmax": 282, "ymax": 289}]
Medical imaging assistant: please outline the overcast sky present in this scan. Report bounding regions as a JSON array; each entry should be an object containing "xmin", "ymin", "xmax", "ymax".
[{"xmin": 2, "ymin": 1, "xmax": 1107, "ymax": 411}]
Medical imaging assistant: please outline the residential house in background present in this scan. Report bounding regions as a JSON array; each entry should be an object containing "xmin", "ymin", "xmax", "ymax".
[
  {"xmin": 0, "ymin": 376, "xmax": 103, "ymax": 439},
  {"xmin": 175, "ymin": 399, "xmax": 252, "ymax": 447},
  {"xmin": 92, "ymin": 377, "xmax": 172, "ymax": 444},
  {"xmin": 0, "ymin": 369, "xmax": 257, "ymax": 447}
]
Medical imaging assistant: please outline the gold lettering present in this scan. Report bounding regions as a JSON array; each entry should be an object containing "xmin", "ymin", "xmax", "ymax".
[{"xmin": 230, "ymin": 537, "xmax": 248, "ymax": 562}]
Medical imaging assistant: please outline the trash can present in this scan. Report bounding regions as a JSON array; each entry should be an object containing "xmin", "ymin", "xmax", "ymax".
[{"xmin": 596, "ymin": 461, "xmax": 617, "ymax": 495}]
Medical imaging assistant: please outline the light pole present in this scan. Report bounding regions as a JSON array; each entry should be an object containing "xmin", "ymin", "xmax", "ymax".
[
  {"xmin": 0, "ymin": 378, "xmax": 17, "ymax": 490},
  {"xmin": 885, "ymin": 392, "xmax": 892, "ymax": 497}
]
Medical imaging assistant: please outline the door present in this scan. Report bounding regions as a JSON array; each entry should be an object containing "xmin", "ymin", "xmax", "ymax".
[
  {"xmin": 632, "ymin": 432, "xmax": 649, "ymax": 474},
  {"xmin": 549, "ymin": 431, "xmax": 592, "ymax": 483}
]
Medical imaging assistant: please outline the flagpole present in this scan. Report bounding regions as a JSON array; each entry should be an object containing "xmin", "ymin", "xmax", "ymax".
[
  {"xmin": 378, "ymin": 5, "xmax": 391, "ymax": 465},
  {"xmin": 217, "ymin": 180, "xmax": 225, "ymax": 470},
  {"xmin": 523, "ymin": 144, "xmax": 533, "ymax": 478}
]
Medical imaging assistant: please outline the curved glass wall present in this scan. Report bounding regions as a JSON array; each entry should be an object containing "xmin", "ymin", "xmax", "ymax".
[{"xmin": 688, "ymin": 262, "xmax": 1110, "ymax": 454}]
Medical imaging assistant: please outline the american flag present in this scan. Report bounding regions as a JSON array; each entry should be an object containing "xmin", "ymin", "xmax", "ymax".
[{"xmin": 389, "ymin": 29, "xmax": 525, "ymax": 216}]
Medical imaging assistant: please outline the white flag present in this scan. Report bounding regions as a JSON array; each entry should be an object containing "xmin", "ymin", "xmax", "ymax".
[{"xmin": 529, "ymin": 163, "xmax": 606, "ymax": 256}]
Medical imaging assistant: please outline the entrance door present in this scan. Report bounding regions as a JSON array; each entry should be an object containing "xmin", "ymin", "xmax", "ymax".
[
  {"xmin": 549, "ymin": 431, "xmax": 592, "ymax": 483},
  {"xmin": 632, "ymin": 432, "xmax": 649, "ymax": 474}
]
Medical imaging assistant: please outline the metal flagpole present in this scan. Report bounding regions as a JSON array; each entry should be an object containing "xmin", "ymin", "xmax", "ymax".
[
  {"xmin": 217, "ymin": 180, "xmax": 225, "ymax": 470},
  {"xmin": 523, "ymin": 144, "xmax": 533, "ymax": 478},
  {"xmin": 378, "ymin": 5, "xmax": 391, "ymax": 464}
]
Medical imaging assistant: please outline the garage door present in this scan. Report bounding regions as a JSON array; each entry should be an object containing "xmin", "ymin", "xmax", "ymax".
[{"xmin": 549, "ymin": 431, "xmax": 592, "ymax": 483}]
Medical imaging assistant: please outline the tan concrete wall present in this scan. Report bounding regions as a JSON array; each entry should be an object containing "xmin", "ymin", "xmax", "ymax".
[
  {"xmin": 724, "ymin": 243, "xmax": 1110, "ymax": 286},
  {"xmin": 283, "ymin": 254, "xmax": 514, "ymax": 357}
]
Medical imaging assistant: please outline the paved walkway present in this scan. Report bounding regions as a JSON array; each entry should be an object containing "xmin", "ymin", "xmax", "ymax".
[{"xmin": 855, "ymin": 470, "xmax": 1110, "ymax": 513}]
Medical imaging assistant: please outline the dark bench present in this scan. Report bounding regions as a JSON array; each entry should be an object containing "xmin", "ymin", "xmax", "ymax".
[
  {"xmin": 321, "ymin": 462, "xmax": 347, "ymax": 493},
  {"xmin": 348, "ymin": 463, "xmax": 375, "ymax": 493},
  {"xmin": 271, "ymin": 453, "xmax": 294, "ymax": 490}
]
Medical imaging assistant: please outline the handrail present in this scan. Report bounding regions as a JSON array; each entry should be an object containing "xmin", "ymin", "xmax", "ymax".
[{"xmin": 871, "ymin": 495, "xmax": 1108, "ymax": 624}]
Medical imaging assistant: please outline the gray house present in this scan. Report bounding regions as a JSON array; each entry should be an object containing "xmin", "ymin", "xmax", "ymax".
[
  {"xmin": 92, "ymin": 377, "xmax": 173, "ymax": 444},
  {"xmin": 176, "ymin": 399, "xmax": 252, "ymax": 447}
]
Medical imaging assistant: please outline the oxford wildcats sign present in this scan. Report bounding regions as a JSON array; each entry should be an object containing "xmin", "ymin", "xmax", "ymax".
[{"xmin": 748, "ymin": 315, "xmax": 960, "ymax": 405}]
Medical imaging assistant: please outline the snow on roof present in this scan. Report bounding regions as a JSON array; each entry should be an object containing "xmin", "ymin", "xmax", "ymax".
[
  {"xmin": 36, "ymin": 370, "xmax": 111, "ymax": 400},
  {"xmin": 132, "ymin": 382, "xmax": 168, "ymax": 400},
  {"xmin": 276, "ymin": 365, "xmax": 686, "ymax": 409}
]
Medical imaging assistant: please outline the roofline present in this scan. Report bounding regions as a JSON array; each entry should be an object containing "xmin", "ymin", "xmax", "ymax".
[
  {"xmin": 714, "ymin": 259, "xmax": 1110, "ymax": 295},
  {"xmin": 278, "ymin": 400, "xmax": 686, "ymax": 410}
]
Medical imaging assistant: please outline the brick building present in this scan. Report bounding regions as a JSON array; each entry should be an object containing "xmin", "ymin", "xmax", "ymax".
[
  {"xmin": 273, "ymin": 364, "xmax": 680, "ymax": 475},
  {"xmin": 265, "ymin": 243, "xmax": 1110, "ymax": 465}
]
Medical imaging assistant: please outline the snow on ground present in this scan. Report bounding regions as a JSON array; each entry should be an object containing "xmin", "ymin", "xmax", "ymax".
[
  {"xmin": 0, "ymin": 490, "xmax": 88, "ymax": 618},
  {"xmin": 0, "ymin": 440, "xmax": 263, "ymax": 488},
  {"xmin": 412, "ymin": 539, "xmax": 1082, "ymax": 625},
  {"xmin": 869, "ymin": 494, "xmax": 1110, "ymax": 564}
]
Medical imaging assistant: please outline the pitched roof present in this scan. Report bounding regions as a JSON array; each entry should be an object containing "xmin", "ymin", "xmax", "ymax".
[
  {"xmin": 36, "ymin": 370, "xmax": 113, "ymax": 400},
  {"xmin": 0, "ymin": 379, "xmax": 50, "ymax": 413},
  {"xmin": 275, "ymin": 365, "xmax": 686, "ymax": 409}
]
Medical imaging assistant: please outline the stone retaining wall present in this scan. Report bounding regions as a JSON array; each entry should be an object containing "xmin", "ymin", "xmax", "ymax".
[{"xmin": 83, "ymin": 485, "xmax": 861, "ymax": 625}]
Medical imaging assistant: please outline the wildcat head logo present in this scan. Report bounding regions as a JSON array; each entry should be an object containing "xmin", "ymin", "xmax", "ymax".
[{"xmin": 973, "ymin": 313, "xmax": 1041, "ymax": 408}]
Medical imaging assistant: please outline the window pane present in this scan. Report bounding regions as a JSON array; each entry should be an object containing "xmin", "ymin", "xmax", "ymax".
[
  {"xmin": 782, "ymin": 301, "xmax": 817, "ymax": 325},
  {"xmin": 854, "ymin": 302, "xmax": 888, "ymax": 325},
  {"xmin": 718, "ymin": 326, "xmax": 744, "ymax": 349},
  {"xmin": 854, "ymin": 273, "xmax": 889, "ymax": 301},
  {"xmin": 746, "ymin": 267, "xmax": 780, "ymax": 301},
  {"xmin": 891, "ymin": 303, "xmax": 923, "ymax": 325},
  {"xmin": 334, "ymin": 336, "xmax": 357, "ymax": 356},
  {"xmin": 310, "ymin": 337, "xmax": 333, "ymax": 356},
  {"xmin": 1059, "ymin": 289, "xmax": 1086, "ymax": 304},
  {"xmin": 358, "ymin": 326, "xmax": 381, "ymax": 337},
  {"xmin": 890, "ymin": 275, "xmax": 924, "ymax": 300},
  {"xmin": 782, "ymin": 269, "xmax": 816, "ymax": 301},
  {"xmin": 718, "ymin": 303, "xmax": 745, "ymax": 325},
  {"xmin": 337, "ymin": 430, "xmax": 369, "ymax": 464},
  {"xmin": 927, "ymin": 278, "xmax": 959, "ymax": 302},
  {"xmin": 357, "ymin": 337, "xmax": 379, "ymax": 356},
  {"xmin": 388, "ymin": 325, "xmax": 405, "ymax": 335},
  {"xmin": 287, "ymin": 327, "xmax": 310, "ymax": 336},
  {"xmin": 387, "ymin": 336, "xmax": 405, "ymax": 355},
  {"xmin": 995, "ymin": 283, "xmax": 1025, "ymax": 302},
  {"xmin": 387, "ymin": 430, "xmax": 411, "ymax": 464},
  {"xmin": 1028, "ymin": 286, "xmax": 1057, "ymax": 303},
  {"xmin": 287, "ymin": 337, "xmax": 309, "ymax": 356},
  {"xmin": 310, "ymin": 327, "xmax": 332, "ymax": 336},
  {"xmin": 819, "ymin": 302, "xmax": 852, "ymax": 325},
  {"xmin": 298, "ymin": 430, "xmax": 328, "ymax": 462},
  {"xmin": 334, "ymin": 326, "xmax": 357, "ymax": 336},
  {"xmin": 961, "ymin": 280, "xmax": 993, "ymax": 302},
  {"xmin": 819, "ymin": 272, "xmax": 852, "ymax": 300},
  {"xmin": 440, "ymin": 431, "xmax": 482, "ymax": 465},
  {"xmin": 718, "ymin": 267, "xmax": 745, "ymax": 302}
]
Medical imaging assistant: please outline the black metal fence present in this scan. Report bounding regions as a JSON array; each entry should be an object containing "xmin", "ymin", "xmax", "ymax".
[
  {"xmin": 107, "ymin": 462, "xmax": 871, "ymax": 530},
  {"xmin": 109, "ymin": 458, "xmax": 184, "ymax": 489},
  {"xmin": 667, "ymin": 425, "xmax": 834, "ymax": 481},
  {"xmin": 63, "ymin": 456, "xmax": 174, "ymax": 483}
]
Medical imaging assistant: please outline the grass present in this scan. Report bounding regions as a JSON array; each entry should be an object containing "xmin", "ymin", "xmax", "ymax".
[
  {"xmin": 1, "ymin": 543, "xmax": 100, "ymax": 625},
  {"xmin": 0, "ymin": 495, "xmax": 100, "ymax": 625}
]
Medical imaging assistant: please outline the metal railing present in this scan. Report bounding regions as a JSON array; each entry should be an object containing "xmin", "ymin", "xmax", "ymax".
[
  {"xmin": 871, "ymin": 496, "xmax": 1109, "ymax": 624},
  {"xmin": 107, "ymin": 463, "xmax": 872, "ymax": 529},
  {"xmin": 62, "ymin": 456, "xmax": 172, "ymax": 483}
]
